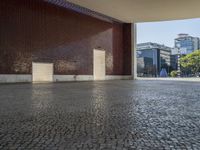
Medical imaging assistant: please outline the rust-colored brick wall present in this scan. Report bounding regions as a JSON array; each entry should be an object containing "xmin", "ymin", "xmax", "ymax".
[{"xmin": 0, "ymin": 0, "xmax": 132, "ymax": 75}]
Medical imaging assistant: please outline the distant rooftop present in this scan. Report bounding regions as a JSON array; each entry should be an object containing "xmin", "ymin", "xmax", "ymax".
[
  {"xmin": 175, "ymin": 33, "xmax": 199, "ymax": 40},
  {"xmin": 137, "ymin": 42, "xmax": 172, "ymax": 51},
  {"xmin": 178, "ymin": 33, "xmax": 189, "ymax": 38}
]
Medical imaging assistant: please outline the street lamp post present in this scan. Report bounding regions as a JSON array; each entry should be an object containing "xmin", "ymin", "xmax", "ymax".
[{"xmin": 177, "ymin": 44, "xmax": 181, "ymax": 77}]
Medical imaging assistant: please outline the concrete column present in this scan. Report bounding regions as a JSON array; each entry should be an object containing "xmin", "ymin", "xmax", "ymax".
[{"xmin": 131, "ymin": 23, "xmax": 137, "ymax": 79}]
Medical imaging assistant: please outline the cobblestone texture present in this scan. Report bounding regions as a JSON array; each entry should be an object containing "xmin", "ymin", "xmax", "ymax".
[{"xmin": 0, "ymin": 80, "xmax": 200, "ymax": 150}]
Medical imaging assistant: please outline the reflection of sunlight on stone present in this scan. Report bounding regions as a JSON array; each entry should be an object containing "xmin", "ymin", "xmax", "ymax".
[
  {"xmin": 31, "ymin": 85, "xmax": 53, "ymax": 113},
  {"xmin": 92, "ymin": 84, "xmax": 107, "ymax": 104},
  {"xmin": 91, "ymin": 83, "xmax": 108, "ymax": 126}
]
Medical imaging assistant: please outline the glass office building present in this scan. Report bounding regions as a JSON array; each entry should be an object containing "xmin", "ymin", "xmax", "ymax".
[
  {"xmin": 175, "ymin": 34, "xmax": 199, "ymax": 54},
  {"xmin": 137, "ymin": 43, "xmax": 172, "ymax": 77}
]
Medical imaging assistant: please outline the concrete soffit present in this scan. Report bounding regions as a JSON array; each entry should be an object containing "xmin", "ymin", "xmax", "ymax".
[{"xmin": 64, "ymin": 0, "xmax": 200, "ymax": 23}]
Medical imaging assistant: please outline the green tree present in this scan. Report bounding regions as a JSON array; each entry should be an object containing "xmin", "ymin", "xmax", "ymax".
[
  {"xmin": 170, "ymin": 70, "xmax": 178, "ymax": 77},
  {"xmin": 180, "ymin": 50, "xmax": 200, "ymax": 75}
]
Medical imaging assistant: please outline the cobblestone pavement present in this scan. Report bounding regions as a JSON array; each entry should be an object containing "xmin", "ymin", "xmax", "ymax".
[{"xmin": 0, "ymin": 80, "xmax": 200, "ymax": 150}]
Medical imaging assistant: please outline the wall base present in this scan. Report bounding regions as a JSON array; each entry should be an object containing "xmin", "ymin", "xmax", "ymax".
[
  {"xmin": 0, "ymin": 75, "xmax": 32, "ymax": 83},
  {"xmin": 105, "ymin": 75, "xmax": 132, "ymax": 80},
  {"xmin": 54, "ymin": 75, "xmax": 94, "ymax": 82},
  {"xmin": 54, "ymin": 75, "xmax": 132, "ymax": 82},
  {"xmin": 0, "ymin": 75, "xmax": 132, "ymax": 83}
]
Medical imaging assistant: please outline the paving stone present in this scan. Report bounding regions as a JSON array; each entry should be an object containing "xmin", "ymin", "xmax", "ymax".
[{"xmin": 0, "ymin": 80, "xmax": 200, "ymax": 149}]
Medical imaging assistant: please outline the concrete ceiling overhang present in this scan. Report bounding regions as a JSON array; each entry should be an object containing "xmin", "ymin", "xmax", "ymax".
[{"xmin": 65, "ymin": 0, "xmax": 200, "ymax": 23}]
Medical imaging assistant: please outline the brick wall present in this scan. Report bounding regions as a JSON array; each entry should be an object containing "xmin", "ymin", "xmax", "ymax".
[{"xmin": 0, "ymin": 0, "xmax": 132, "ymax": 75}]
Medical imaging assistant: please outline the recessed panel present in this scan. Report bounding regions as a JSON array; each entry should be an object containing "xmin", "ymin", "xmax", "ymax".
[
  {"xmin": 32, "ymin": 63, "xmax": 53, "ymax": 82},
  {"xmin": 93, "ymin": 49, "xmax": 106, "ymax": 80}
]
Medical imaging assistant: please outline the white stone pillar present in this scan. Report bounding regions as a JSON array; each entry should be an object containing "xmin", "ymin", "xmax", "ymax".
[{"xmin": 131, "ymin": 23, "xmax": 137, "ymax": 79}]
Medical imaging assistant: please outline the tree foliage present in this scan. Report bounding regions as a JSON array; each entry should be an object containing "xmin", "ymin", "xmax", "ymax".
[
  {"xmin": 180, "ymin": 50, "xmax": 200, "ymax": 74},
  {"xmin": 170, "ymin": 70, "xmax": 178, "ymax": 77}
]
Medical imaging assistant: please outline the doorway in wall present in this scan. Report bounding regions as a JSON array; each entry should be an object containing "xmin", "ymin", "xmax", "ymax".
[
  {"xmin": 32, "ymin": 62, "xmax": 53, "ymax": 82},
  {"xmin": 93, "ymin": 49, "xmax": 106, "ymax": 80}
]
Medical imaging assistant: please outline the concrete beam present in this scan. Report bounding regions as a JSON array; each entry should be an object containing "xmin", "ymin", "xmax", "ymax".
[
  {"xmin": 65, "ymin": 0, "xmax": 200, "ymax": 23},
  {"xmin": 132, "ymin": 23, "xmax": 137, "ymax": 79}
]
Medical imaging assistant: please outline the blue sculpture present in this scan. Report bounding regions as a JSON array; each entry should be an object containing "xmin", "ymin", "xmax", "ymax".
[{"xmin": 160, "ymin": 68, "xmax": 168, "ymax": 77}]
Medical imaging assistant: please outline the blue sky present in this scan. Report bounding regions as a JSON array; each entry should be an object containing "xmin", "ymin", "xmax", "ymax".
[{"xmin": 137, "ymin": 18, "xmax": 200, "ymax": 47}]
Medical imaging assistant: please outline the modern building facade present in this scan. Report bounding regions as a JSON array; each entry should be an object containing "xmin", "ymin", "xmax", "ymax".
[
  {"xmin": 137, "ymin": 43, "xmax": 172, "ymax": 76},
  {"xmin": 137, "ymin": 57, "xmax": 155, "ymax": 77},
  {"xmin": 0, "ymin": 0, "xmax": 132, "ymax": 83},
  {"xmin": 175, "ymin": 34, "xmax": 200, "ymax": 54},
  {"xmin": 170, "ymin": 54, "xmax": 178, "ymax": 70}
]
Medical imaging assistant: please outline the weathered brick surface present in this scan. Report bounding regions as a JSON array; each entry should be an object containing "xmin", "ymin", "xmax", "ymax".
[{"xmin": 0, "ymin": 80, "xmax": 200, "ymax": 149}]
